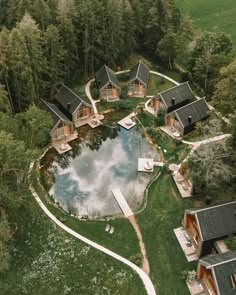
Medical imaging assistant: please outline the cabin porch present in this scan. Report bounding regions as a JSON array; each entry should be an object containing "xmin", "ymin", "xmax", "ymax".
[
  {"xmin": 100, "ymin": 84, "xmax": 120, "ymax": 101},
  {"xmin": 173, "ymin": 227, "xmax": 198, "ymax": 262},
  {"xmin": 186, "ymin": 280, "xmax": 206, "ymax": 295},
  {"xmin": 128, "ymin": 80, "xmax": 146, "ymax": 97},
  {"xmin": 52, "ymin": 132, "xmax": 78, "ymax": 154}
]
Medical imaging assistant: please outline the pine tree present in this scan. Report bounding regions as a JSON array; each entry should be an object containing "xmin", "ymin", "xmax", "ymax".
[
  {"xmin": 44, "ymin": 24, "xmax": 65, "ymax": 98},
  {"xmin": 57, "ymin": 0, "xmax": 79, "ymax": 81},
  {"xmin": 0, "ymin": 28, "xmax": 14, "ymax": 113},
  {"xmin": 7, "ymin": 13, "xmax": 47, "ymax": 110},
  {"xmin": 32, "ymin": 0, "xmax": 51, "ymax": 32}
]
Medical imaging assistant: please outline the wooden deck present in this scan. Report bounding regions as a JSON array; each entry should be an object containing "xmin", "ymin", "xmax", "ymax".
[
  {"xmin": 52, "ymin": 133, "xmax": 78, "ymax": 154},
  {"xmin": 111, "ymin": 188, "xmax": 133, "ymax": 217},
  {"xmin": 138, "ymin": 158, "xmax": 154, "ymax": 172},
  {"xmin": 117, "ymin": 113, "xmax": 136, "ymax": 130},
  {"xmin": 174, "ymin": 227, "xmax": 198, "ymax": 262},
  {"xmin": 75, "ymin": 115, "xmax": 104, "ymax": 128}
]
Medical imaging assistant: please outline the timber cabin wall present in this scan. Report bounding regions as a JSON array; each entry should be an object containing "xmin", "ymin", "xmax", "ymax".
[
  {"xmin": 128, "ymin": 79, "xmax": 146, "ymax": 97},
  {"xmin": 99, "ymin": 83, "xmax": 119, "ymax": 100},
  {"xmin": 197, "ymin": 265, "xmax": 217, "ymax": 295},
  {"xmin": 151, "ymin": 95, "xmax": 165, "ymax": 112},
  {"xmin": 164, "ymin": 114, "xmax": 184, "ymax": 134},
  {"xmin": 183, "ymin": 213, "xmax": 202, "ymax": 255},
  {"xmin": 72, "ymin": 104, "xmax": 92, "ymax": 122},
  {"xmin": 51, "ymin": 122, "xmax": 74, "ymax": 141}
]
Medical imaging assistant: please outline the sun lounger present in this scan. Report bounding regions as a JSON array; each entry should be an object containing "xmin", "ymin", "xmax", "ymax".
[
  {"xmin": 105, "ymin": 224, "xmax": 110, "ymax": 232},
  {"xmin": 109, "ymin": 226, "xmax": 114, "ymax": 234}
]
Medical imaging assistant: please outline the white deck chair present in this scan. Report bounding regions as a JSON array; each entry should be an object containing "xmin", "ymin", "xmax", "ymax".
[
  {"xmin": 105, "ymin": 224, "xmax": 110, "ymax": 232},
  {"xmin": 109, "ymin": 226, "xmax": 114, "ymax": 234}
]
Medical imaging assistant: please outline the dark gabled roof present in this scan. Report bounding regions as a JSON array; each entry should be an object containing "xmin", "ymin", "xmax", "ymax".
[
  {"xmin": 159, "ymin": 82, "xmax": 194, "ymax": 109},
  {"xmin": 41, "ymin": 99, "xmax": 72, "ymax": 127},
  {"xmin": 188, "ymin": 201, "xmax": 236, "ymax": 241},
  {"xmin": 175, "ymin": 98, "xmax": 209, "ymax": 128},
  {"xmin": 55, "ymin": 85, "xmax": 91, "ymax": 114},
  {"xmin": 128, "ymin": 60, "xmax": 150, "ymax": 86},
  {"xmin": 95, "ymin": 65, "xmax": 120, "ymax": 90},
  {"xmin": 199, "ymin": 252, "xmax": 236, "ymax": 295}
]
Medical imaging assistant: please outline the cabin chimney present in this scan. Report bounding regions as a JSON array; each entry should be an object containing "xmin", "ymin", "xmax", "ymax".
[
  {"xmin": 67, "ymin": 103, "xmax": 71, "ymax": 110},
  {"xmin": 188, "ymin": 115, "xmax": 192, "ymax": 124},
  {"xmin": 171, "ymin": 97, "xmax": 175, "ymax": 105}
]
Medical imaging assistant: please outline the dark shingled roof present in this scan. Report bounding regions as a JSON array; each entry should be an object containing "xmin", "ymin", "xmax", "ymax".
[
  {"xmin": 175, "ymin": 98, "xmax": 209, "ymax": 128},
  {"xmin": 41, "ymin": 100, "xmax": 72, "ymax": 127},
  {"xmin": 160, "ymin": 82, "xmax": 194, "ymax": 109},
  {"xmin": 200, "ymin": 252, "xmax": 236, "ymax": 295},
  {"xmin": 128, "ymin": 60, "xmax": 150, "ymax": 86},
  {"xmin": 95, "ymin": 65, "xmax": 120, "ymax": 90},
  {"xmin": 55, "ymin": 85, "xmax": 91, "ymax": 115},
  {"xmin": 190, "ymin": 201, "xmax": 236, "ymax": 241}
]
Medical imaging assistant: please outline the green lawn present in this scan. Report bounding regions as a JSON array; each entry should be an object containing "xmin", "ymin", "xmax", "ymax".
[
  {"xmin": 136, "ymin": 113, "xmax": 190, "ymax": 162},
  {"xmin": 138, "ymin": 172, "xmax": 198, "ymax": 295},
  {"xmin": 136, "ymin": 112, "xmax": 154, "ymax": 128},
  {"xmin": 175, "ymin": 0, "xmax": 236, "ymax": 45},
  {"xmin": 0, "ymin": 196, "xmax": 145, "ymax": 295},
  {"xmin": 96, "ymin": 97, "xmax": 147, "ymax": 113},
  {"xmin": 157, "ymin": 130, "xmax": 190, "ymax": 163},
  {"xmin": 147, "ymin": 73, "xmax": 175, "ymax": 96},
  {"xmin": 33, "ymin": 164, "xmax": 141, "ymax": 261}
]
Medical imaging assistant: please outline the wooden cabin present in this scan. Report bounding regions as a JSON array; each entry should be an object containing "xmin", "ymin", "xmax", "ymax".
[
  {"xmin": 55, "ymin": 84, "xmax": 93, "ymax": 125},
  {"xmin": 150, "ymin": 82, "xmax": 194, "ymax": 114},
  {"xmin": 95, "ymin": 65, "xmax": 121, "ymax": 101},
  {"xmin": 127, "ymin": 60, "xmax": 150, "ymax": 97},
  {"xmin": 183, "ymin": 201, "xmax": 236, "ymax": 258},
  {"xmin": 197, "ymin": 252, "xmax": 236, "ymax": 295},
  {"xmin": 165, "ymin": 98, "xmax": 209, "ymax": 135},
  {"xmin": 41, "ymin": 100, "xmax": 74, "ymax": 142}
]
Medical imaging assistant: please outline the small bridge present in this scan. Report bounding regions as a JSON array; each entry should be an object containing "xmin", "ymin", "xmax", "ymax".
[{"xmin": 111, "ymin": 188, "xmax": 133, "ymax": 217}]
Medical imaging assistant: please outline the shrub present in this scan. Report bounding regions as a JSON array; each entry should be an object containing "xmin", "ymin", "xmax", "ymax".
[
  {"xmin": 181, "ymin": 270, "xmax": 196, "ymax": 283},
  {"xmin": 100, "ymin": 98, "xmax": 107, "ymax": 105},
  {"xmin": 225, "ymin": 235, "xmax": 236, "ymax": 250},
  {"xmin": 129, "ymin": 253, "xmax": 143, "ymax": 267},
  {"xmin": 91, "ymin": 88, "xmax": 99, "ymax": 100},
  {"xmin": 155, "ymin": 109, "xmax": 166, "ymax": 126},
  {"xmin": 114, "ymin": 99, "xmax": 132, "ymax": 111}
]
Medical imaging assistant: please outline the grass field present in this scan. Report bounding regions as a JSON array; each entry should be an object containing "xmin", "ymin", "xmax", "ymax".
[
  {"xmin": 0, "ymin": 196, "xmax": 145, "ymax": 295},
  {"xmin": 175, "ymin": 0, "xmax": 236, "ymax": 45},
  {"xmin": 138, "ymin": 173, "xmax": 198, "ymax": 295}
]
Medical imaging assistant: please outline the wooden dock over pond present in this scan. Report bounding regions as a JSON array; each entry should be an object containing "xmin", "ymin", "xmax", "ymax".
[
  {"xmin": 111, "ymin": 188, "xmax": 133, "ymax": 217},
  {"xmin": 117, "ymin": 112, "xmax": 136, "ymax": 130}
]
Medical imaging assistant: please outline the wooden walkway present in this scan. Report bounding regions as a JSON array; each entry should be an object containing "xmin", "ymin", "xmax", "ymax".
[{"xmin": 111, "ymin": 188, "xmax": 133, "ymax": 217}]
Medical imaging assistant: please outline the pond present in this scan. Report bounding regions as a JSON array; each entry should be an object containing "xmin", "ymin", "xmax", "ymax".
[{"xmin": 46, "ymin": 125, "xmax": 160, "ymax": 218}]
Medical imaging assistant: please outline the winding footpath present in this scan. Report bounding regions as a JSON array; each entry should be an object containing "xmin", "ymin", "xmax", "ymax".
[
  {"xmin": 183, "ymin": 134, "xmax": 231, "ymax": 155},
  {"xmin": 29, "ymin": 163, "xmax": 156, "ymax": 295},
  {"xmin": 85, "ymin": 78, "xmax": 98, "ymax": 114}
]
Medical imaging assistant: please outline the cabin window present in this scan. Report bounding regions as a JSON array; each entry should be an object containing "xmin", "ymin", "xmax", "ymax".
[
  {"xmin": 230, "ymin": 274, "xmax": 236, "ymax": 289},
  {"xmin": 58, "ymin": 122, "xmax": 63, "ymax": 128},
  {"xmin": 77, "ymin": 105, "xmax": 87, "ymax": 119}
]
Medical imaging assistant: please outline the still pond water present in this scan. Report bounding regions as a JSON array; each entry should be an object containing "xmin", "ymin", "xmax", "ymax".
[{"xmin": 48, "ymin": 126, "xmax": 159, "ymax": 217}]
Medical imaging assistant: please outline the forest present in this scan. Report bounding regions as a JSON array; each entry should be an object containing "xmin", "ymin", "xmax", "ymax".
[{"xmin": 0, "ymin": 0, "xmax": 236, "ymax": 286}]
